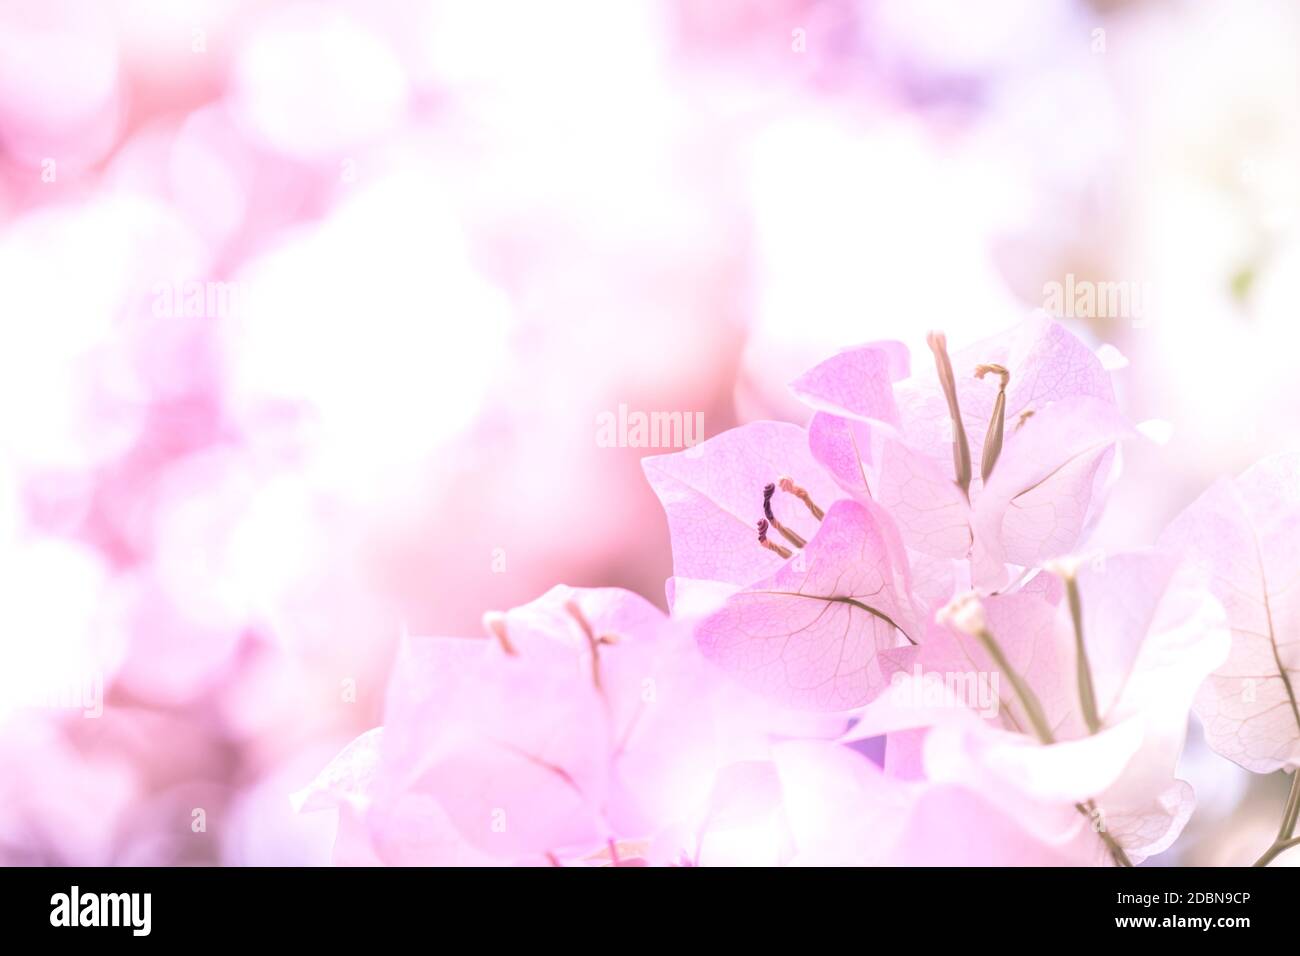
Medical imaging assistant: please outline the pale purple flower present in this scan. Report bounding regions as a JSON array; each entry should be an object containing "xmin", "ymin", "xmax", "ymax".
[
  {"xmin": 1160, "ymin": 453, "xmax": 1300, "ymax": 774},
  {"xmin": 298, "ymin": 585, "xmax": 842, "ymax": 865},
  {"xmin": 855, "ymin": 548, "xmax": 1228, "ymax": 864},
  {"xmin": 792, "ymin": 317, "xmax": 1132, "ymax": 589},
  {"xmin": 694, "ymin": 499, "xmax": 921, "ymax": 711}
]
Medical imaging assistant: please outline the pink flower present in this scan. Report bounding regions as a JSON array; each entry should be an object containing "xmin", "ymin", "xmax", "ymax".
[
  {"xmin": 676, "ymin": 739, "xmax": 1105, "ymax": 866},
  {"xmin": 300, "ymin": 317, "xmax": 1255, "ymax": 868},
  {"xmin": 644, "ymin": 318, "xmax": 1136, "ymax": 712},
  {"xmin": 1160, "ymin": 453, "xmax": 1300, "ymax": 773},
  {"xmin": 642, "ymin": 420, "xmax": 846, "ymax": 612},
  {"xmin": 791, "ymin": 317, "xmax": 1133, "ymax": 589},
  {"xmin": 854, "ymin": 548, "xmax": 1228, "ymax": 864},
  {"xmin": 693, "ymin": 499, "xmax": 921, "ymax": 710},
  {"xmin": 302, "ymin": 727, "xmax": 1093, "ymax": 867},
  {"xmin": 294, "ymin": 728, "xmax": 497, "ymax": 866},
  {"xmin": 298, "ymin": 585, "xmax": 842, "ymax": 865}
]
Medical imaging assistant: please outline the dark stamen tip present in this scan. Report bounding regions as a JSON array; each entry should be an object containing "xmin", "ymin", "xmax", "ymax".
[{"xmin": 756, "ymin": 518, "xmax": 792, "ymax": 559}]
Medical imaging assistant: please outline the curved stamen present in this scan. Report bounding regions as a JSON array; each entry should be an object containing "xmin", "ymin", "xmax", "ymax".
[
  {"xmin": 1046, "ymin": 557, "xmax": 1102, "ymax": 736},
  {"xmin": 757, "ymin": 519, "xmax": 793, "ymax": 560},
  {"xmin": 763, "ymin": 482, "xmax": 806, "ymax": 548},
  {"xmin": 778, "ymin": 476, "xmax": 825, "ymax": 521}
]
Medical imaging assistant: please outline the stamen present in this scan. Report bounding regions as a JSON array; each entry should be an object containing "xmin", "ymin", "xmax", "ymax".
[
  {"xmin": 482, "ymin": 611, "xmax": 519, "ymax": 656},
  {"xmin": 1046, "ymin": 558, "xmax": 1102, "ymax": 735},
  {"xmin": 975, "ymin": 625, "xmax": 1054, "ymax": 746},
  {"xmin": 762, "ymin": 482, "xmax": 806, "ymax": 548},
  {"xmin": 1016, "ymin": 408, "xmax": 1035, "ymax": 431},
  {"xmin": 975, "ymin": 363, "xmax": 1010, "ymax": 482},
  {"xmin": 927, "ymin": 331, "xmax": 972, "ymax": 500},
  {"xmin": 778, "ymin": 476, "xmax": 825, "ymax": 521},
  {"xmin": 938, "ymin": 592, "xmax": 1054, "ymax": 745},
  {"xmin": 757, "ymin": 519, "xmax": 793, "ymax": 560}
]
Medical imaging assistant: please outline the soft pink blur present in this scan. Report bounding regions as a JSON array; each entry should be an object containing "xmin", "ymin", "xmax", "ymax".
[{"xmin": 1, "ymin": 0, "xmax": 1297, "ymax": 865}]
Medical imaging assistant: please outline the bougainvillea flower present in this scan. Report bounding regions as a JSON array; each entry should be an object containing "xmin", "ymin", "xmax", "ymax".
[
  {"xmin": 300, "ymin": 585, "xmax": 843, "ymax": 865},
  {"xmin": 693, "ymin": 498, "xmax": 922, "ymax": 710},
  {"xmin": 1160, "ymin": 453, "xmax": 1300, "ymax": 773},
  {"xmin": 305, "ymin": 731, "xmax": 1089, "ymax": 867},
  {"xmin": 791, "ymin": 317, "xmax": 1131, "ymax": 589},
  {"xmin": 397, "ymin": 728, "xmax": 1142, "ymax": 866},
  {"xmin": 664, "ymin": 740, "xmax": 1097, "ymax": 866},
  {"xmin": 853, "ymin": 548, "xmax": 1228, "ymax": 864},
  {"xmin": 753, "ymin": 740, "xmax": 1079, "ymax": 866},
  {"xmin": 293, "ymin": 727, "xmax": 497, "ymax": 866},
  {"xmin": 786, "ymin": 340, "xmax": 911, "ymax": 499},
  {"xmin": 644, "ymin": 319, "xmax": 1134, "ymax": 716},
  {"xmin": 642, "ymin": 421, "xmax": 845, "ymax": 612},
  {"xmin": 297, "ymin": 309, "xmax": 1272, "ymax": 868}
]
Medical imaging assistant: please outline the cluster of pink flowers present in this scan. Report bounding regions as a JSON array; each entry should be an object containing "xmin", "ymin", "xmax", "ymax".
[{"xmin": 300, "ymin": 317, "xmax": 1300, "ymax": 866}]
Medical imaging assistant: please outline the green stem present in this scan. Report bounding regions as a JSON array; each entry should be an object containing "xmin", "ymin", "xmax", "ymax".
[
  {"xmin": 1253, "ymin": 836, "xmax": 1300, "ymax": 868},
  {"xmin": 974, "ymin": 622, "xmax": 1131, "ymax": 867},
  {"xmin": 1253, "ymin": 771, "xmax": 1300, "ymax": 867},
  {"xmin": 1279, "ymin": 769, "xmax": 1300, "ymax": 838},
  {"xmin": 1077, "ymin": 799, "xmax": 1134, "ymax": 867},
  {"xmin": 974, "ymin": 627, "xmax": 1054, "ymax": 746},
  {"xmin": 1064, "ymin": 575, "xmax": 1102, "ymax": 735},
  {"xmin": 1101, "ymin": 831, "xmax": 1135, "ymax": 867}
]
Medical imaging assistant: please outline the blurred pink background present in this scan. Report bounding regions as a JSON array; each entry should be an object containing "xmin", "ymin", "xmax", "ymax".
[{"xmin": 2, "ymin": 0, "xmax": 1298, "ymax": 864}]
